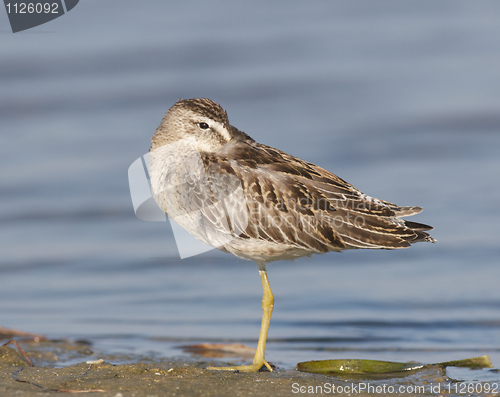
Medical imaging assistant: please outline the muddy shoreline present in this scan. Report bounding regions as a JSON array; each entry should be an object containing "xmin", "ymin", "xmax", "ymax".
[{"xmin": 3, "ymin": 340, "xmax": 485, "ymax": 397}]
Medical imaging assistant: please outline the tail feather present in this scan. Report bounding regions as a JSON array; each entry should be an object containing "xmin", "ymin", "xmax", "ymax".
[
  {"xmin": 393, "ymin": 206, "xmax": 423, "ymax": 217},
  {"xmin": 403, "ymin": 219, "xmax": 436, "ymax": 243},
  {"xmin": 404, "ymin": 220, "xmax": 433, "ymax": 231}
]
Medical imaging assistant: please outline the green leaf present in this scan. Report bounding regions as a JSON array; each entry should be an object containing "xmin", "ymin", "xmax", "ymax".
[
  {"xmin": 434, "ymin": 355, "xmax": 493, "ymax": 369},
  {"xmin": 296, "ymin": 359, "xmax": 423, "ymax": 375},
  {"xmin": 296, "ymin": 355, "xmax": 493, "ymax": 375}
]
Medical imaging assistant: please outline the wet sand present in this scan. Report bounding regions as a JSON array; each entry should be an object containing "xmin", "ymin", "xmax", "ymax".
[{"xmin": 2, "ymin": 341, "xmax": 482, "ymax": 397}]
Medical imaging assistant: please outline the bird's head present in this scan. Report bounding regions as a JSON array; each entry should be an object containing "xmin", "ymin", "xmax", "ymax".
[{"xmin": 151, "ymin": 98, "xmax": 233, "ymax": 153}]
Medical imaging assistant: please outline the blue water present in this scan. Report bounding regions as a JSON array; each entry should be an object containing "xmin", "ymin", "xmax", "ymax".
[{"xmin": 1, "ymin": 0, "xmax": 500, "ymax": 380}]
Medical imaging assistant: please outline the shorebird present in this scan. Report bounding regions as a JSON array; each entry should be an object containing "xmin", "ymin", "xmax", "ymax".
[{"xmin": 148, "ymin": 98, "xmax": 435, "ymax": 373}]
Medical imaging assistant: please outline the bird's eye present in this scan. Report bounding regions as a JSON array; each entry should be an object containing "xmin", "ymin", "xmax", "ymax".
[{"xmin": 199, "ymin": 122, "xmax": 209, "ymax": 130}]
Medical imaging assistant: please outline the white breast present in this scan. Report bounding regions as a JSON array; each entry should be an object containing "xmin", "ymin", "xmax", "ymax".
[
  {"xmin": 149, "ymin": 139, "xmax": 244, "ymax": 250},
  {"xmin": 148, "ymin": 139, "xmax": 305, "ymax": 262}
]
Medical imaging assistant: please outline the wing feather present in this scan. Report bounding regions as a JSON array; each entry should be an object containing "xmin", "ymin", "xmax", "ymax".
[{"xmin": 201, "ymin": 139, "xmax": 434, "ymax": 255}]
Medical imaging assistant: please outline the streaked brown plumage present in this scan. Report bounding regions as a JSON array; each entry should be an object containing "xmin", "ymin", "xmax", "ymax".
[
  {"xmin": 149, "ymin": 98, "xmax": 435, "ymax": 372},
  {"xmin": 203, "ymin": 136, "xmax": 434, "ymax": 252}
]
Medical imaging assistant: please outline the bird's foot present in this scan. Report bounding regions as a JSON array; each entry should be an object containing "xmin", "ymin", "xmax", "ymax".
[{"xmin": 207, "ymin": 359, "xmax": 273, "ymax": 373}]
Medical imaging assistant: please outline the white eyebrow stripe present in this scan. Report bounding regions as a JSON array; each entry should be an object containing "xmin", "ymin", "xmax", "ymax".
[
  {"xmin": 217, "ymin": 123, "xmax": 232, "ymax": 142},
  {"xmin": 196, "ymin": 116, "xmax": 231, "ymax": 143}
]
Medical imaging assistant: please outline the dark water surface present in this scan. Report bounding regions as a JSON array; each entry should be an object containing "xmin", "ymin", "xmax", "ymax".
[{"xmin": 1, "ymin": 0, "xmax": 500, "ymax": 382}]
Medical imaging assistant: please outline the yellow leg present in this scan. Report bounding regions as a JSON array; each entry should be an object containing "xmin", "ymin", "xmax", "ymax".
[{"xmin": 207, "ymin": 269, "xmax": 274, "ymax": 372}]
